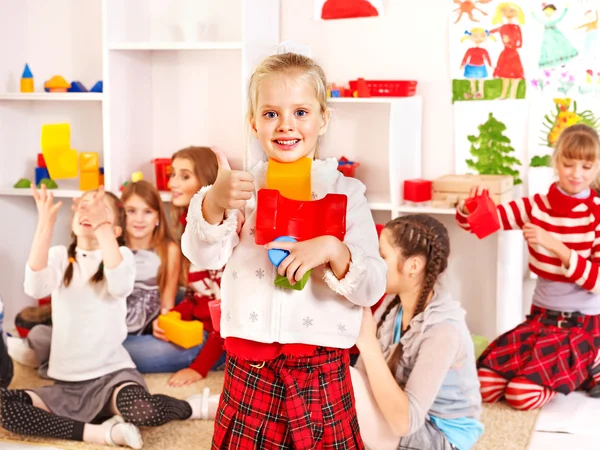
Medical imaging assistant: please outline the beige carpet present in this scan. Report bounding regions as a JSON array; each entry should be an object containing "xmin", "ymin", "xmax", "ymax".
[{"xmin": 0, "ymin": 363, "xmax": 539, "ymax": 449}]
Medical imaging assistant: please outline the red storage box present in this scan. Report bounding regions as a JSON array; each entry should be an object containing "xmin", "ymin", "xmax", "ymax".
[
  {"xmin": 403, "ymin": 179, "xmax": 432, "ymax": 203},
  {"xmin": 337, "ymin": 157, "xmax": 360, "ymax": 177},
  {"xmin": 151, "ymin": 158, "xmax": 172, "ymax": 191},
  {"xmin": 349, "ymin": 80, "xmax": 417, "ymax": 97}
]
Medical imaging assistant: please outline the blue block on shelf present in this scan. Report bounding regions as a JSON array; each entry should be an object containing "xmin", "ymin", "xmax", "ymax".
[
  {"xmin": 22, "ymin": 64, "xmax": 33, "ymax": 78},
  {"xmin": 68, "ymin": 81, "xmax": 88, "ymax": 92},
  {"xmin": 35, "ymin": 167, "xmax": 50, "ymax": 185},
  {"xmin": 90, "ymin": 81, "xmax": 103, "ymax": 93}
]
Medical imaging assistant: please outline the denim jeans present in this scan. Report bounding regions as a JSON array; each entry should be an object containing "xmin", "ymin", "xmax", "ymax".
[{"xmin": 123, "ymin": 331, "xmax": 226, "ymax": 373}]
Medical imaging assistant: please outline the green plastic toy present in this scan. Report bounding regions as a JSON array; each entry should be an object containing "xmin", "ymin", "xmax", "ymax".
[
  {"xmin": 274, "ymin": 271, "xmax": 311, "ymax": 291},
  {"xmin": 38, "ymin": 178, "xmax": 58, "ymax": 189},
  {"xmin": 13, "ymin": 178, "xmax": 32, "ymax": 188}
]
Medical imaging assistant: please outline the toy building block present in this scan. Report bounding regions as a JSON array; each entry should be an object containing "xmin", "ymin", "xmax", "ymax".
[
  {"xmin": 432, "ymin": 174, "xmax": 513, "ymax": 207},
  {"xmin": 44, "ymin": 76, "xmax": 71, "ymax": 93},
  {"xmin": 266, "ymin": 158, "xmax": 312, "ymax": 201},
  {"xmin": 403, "ymin": 179, "xmax": 432, "ymax": 203},
  {"xmin": 157, "ymin": 311, "xmax": 204, "ymax": 349},
  {"xmin": 79, "ymin": 152, "xmax": 99, "ymax": 172},
  {"xmin": 38, "ymin": 178, "xmax": 58, "ymax": 189},
  {"xmin": 275, "ymin": 272, "xmax": 311, "ymax": 290},
  {"xmin": 131, "ymin": 171, "xmax": 143, "ymax": 182},
  {"xmin": 80, "ymin": 172, "xmax": 99, "ymax": 191},
  {"xmin": 354, "ymin": 78, "xmax": 370, "ymax": 98},
  {"xmin": 90, "ymin": 81, "xmax": 103, "ymax": 93},
  {"xmin": 68, "ymin": 81, "xmax": 88, "ymax": 93},
  {"xmin": 208, "ymin": 300, "xmax": 221, "ymax": 332},
  {"xmin": 99, "ymin": 167, "xmax": 104, "ymax": 186},
  {"xmin": 79, "ymin": 152, "xmax": 99, "ymax": 190},
  {"xmin": 464, "ymin": 190, "xmax": 500, "ymax": 239},
  {"xmin": 41, "ymin": 124, "xmax": 78, "ymax": 179},
  {"xmin": 13, "ymin": 178, "xmax": 32, "ymax": 188},
  {"xmin": 35, "ymin": 167, "xmax": 50, "ymax": 185},
  {"xmin": 255, "ymin": 189, "xmax": 347, "ymax": 245},
  {"xmin": 151, "ymin": 158, "xmax": 172, "ymax": 191},
  {"xmin": 267, "ymin": 236, "xmax": 314, "ymax": 291},
  {"xmin": 20, "ymin": 64, "xmax": 34, "ymax": 93},
  {"xmin": 337, "ymin": 156, "xmax": 360, "ymax": 177},
  {"xmin": 37, "ymin": 153, "xmax": 46, "ymax": 168}
]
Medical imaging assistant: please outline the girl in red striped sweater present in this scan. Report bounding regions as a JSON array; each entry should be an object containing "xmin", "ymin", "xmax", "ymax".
[{"xmin": 457, "ymin": 124, "xmax": 600, "ymax": 410}]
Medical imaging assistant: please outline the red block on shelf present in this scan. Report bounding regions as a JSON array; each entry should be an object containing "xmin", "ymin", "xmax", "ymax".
[
  {"xmin": 403, "ymin": 179, "xmax": 432, "ymax": 203},
  {"xmin": 254, "ymin": 189, "xmax": 347, "ymax": 245},
  {"xmin": 465, "ymin": 190, "xmax": 500, "ymax": 239},
  {"xmin": 337, "ymin": 156, "xmax": 360, "ymax": 177},
  {"xmin": 348, "ymin": 79, "xmax": 417, "ymax": 97},
  {"xmin": 37, "ymin": 153, "xmax": 46, "ymax": 168},
  {"xmin": 151, "ymin": 158, "xmax": 172, "ymax": 191}
]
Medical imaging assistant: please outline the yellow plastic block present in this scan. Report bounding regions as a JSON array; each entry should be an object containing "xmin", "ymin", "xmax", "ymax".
[
  {"xmin": 79, "ymin": 152, "xmax": 99, "ymax": 172},
  {"xmin": 266, "ymin": 157, "xmax": 312, "ymax": 201},
  {"xmin": 79, "ymin": 172, "xmax": 99, "ymax": 191},
  {"xmin": 157, "ymin": 311, "xmax": 204, "ymax": 349},
  {"xmin": 20, "ymin": 78, "xmax": 34, "ymax": 93},
  {"xmin": 40, "ymin": 124, "xmax": 78, "ymax": 179}
]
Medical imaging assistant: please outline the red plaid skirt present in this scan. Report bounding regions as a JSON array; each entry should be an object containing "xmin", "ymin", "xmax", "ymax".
[
  {"xmin": 478, "ymin": 305, "xmax": 600, "ymax": 394},
  {"xmin": 212, "ymin": 348, "xmax": 364, "ymax": 450}
]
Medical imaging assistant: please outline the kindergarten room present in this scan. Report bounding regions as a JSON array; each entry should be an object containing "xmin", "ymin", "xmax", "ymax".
[{"xmin": 0, "ymin": 0, "xmax": 600, "ymax": 449}]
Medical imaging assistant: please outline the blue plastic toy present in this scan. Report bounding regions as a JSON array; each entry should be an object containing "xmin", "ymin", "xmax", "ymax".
[
  {"xmin": 35, "ymin": 167, "xmax": 50, "ymax": 185},
  {"xmin": 90, "ymin": 81, "xmax": 103, "ymax": 93},
  {"xmin": 22, "ymin": 64, "xmax": 33, "ymax": 78},
  {"xmin": 268, "ymin": 236, "xmax": 296, "ymax": 267},
  {"xmin": 68, "ymin": 81, "xmax": 88, "ymax": 92}
]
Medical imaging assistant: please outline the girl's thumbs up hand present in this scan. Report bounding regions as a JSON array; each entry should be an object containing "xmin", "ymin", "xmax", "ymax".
[{"xmin": 209, "ymin": 146, "xmax": 255, "ymax": 210}]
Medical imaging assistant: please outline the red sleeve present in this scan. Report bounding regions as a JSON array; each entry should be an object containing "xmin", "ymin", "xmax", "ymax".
[
  {"xmin": 515, "ymin": 27, "xmax": 522, "ymax": 48},
  {"xmin": 189, "ymin": 331, "xmax": 225, "ymax": 377}
]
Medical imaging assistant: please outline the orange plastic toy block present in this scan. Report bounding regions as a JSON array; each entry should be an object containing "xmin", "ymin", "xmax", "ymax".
[
  {"xmin": 465, "ymin": 190, "xmax": 501, "ymax": 239},
  {"xmin": 266, "ymin": 158, "xmax": 312, "ymax": 201},
  {"xmin": 79, "ymin": 172, "xmax": 99, "ymax": 191},
  {"xmin": 79, "ymin": 152, "xmax": 99, "ymax": 172},
  {"xmin": 157, "ymin": 311, "xmax": 204, "ymax": 349}
]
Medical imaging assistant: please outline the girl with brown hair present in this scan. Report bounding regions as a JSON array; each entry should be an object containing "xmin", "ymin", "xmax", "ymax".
[{"xmin": 352, "ymin": 215, "xmax": 483, "ymax": 450}]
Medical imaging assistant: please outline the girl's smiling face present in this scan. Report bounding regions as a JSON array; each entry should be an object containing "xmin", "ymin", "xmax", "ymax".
[
  {"xmin": 168, "ymin": 157, "xmax": 201, "ymax": 207},
  {"xmin": 124, "ymin": 194, "xmax": 159, "ymax": 241}
]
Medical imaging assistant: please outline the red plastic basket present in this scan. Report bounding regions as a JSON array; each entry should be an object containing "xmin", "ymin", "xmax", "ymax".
[{"xmin": 349, "ymin": 80, "xmax": 417, "ymax": 97}]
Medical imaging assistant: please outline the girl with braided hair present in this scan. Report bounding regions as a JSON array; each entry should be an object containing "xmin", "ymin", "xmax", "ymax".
[{"xmin": 351, "ymin": 215, "xmax": 483, "ymax": 450}]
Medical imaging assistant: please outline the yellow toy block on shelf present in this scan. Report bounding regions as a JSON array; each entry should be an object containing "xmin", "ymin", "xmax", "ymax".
[
  {"xmin": 40, "ymin": 124, "xmax": 78, "ymax": 179},
  {"xmin": 266, "ymin": 157, "xmax": 312, "ymax": 201},
  {"xmin": 80, "ymin": 171, "xmax": 99, "ymax": 191},
  {"xmin": 79, "ymin": 152, "xmax": 99, "ymax": 172},
  {"xmin": 157, "ymin": 311, "xmax": 204, "ymax": 349}
]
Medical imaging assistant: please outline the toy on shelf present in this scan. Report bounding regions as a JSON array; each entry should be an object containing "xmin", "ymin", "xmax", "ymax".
[
  {"xmin": 403, "ymin": 179, "xmax": 432, "ymax": 203},
  {"xmin": 151, "ymin": 158, "xmax": 172, "ymax": 191},
  {"xmin": 90, "ymin": 81, "xmax": 103, "ymax": 93},
  {"xmin": 20, "ymin": 64, "xmax": 33, "ymax": 93},
  {"xmin": 13, "ymin": 178, "xmax": 32, "ymax": 188},
  {"xmin": 68, "ymin": 81, "xmax": 88, "ymax": 93},
  {"xmin": 38, "ymin": 178, "xmax": 58, "ymax": 189},
  {"xmin": 44, "ymin": 76, "xmax": 71, "ymax": 93},
  {"xmin": 157, "ymin": 311, "xmax": 204, "ymax": 349},
  {"xmin": 41, "ymin": 124, "xmax": 78, "ymax": 179},
  {"xmin": 349, "ymin": 79, "xmax": 418, "ymax": 97},
  {"xmin": 79, "ymin": 152, "xmax": 100, "ymax": 190},
  {"xmin": 464, "ymin": 190, "xmax": 500, "ymax": 239},
  {"xmin": 337, "ymin": 156, "xmax": 360, "ymax": 177},
  {"xmin": 255, "ymin": 158, "xmax": 348, "ymax": 291},
  {"xmin": 120, "ymin": 172, "xmax": 145, "ymax": 192},
  {"xmin": 35, "ymin": 167, "xmax": 50, "ymax": 186},
  {"xmin": 432, "ymin": 174, "xmax": 513, "ymax": 208},
  {"xmin": 99, "ymin": 167, "xmax": 104, "ymax": 186}
]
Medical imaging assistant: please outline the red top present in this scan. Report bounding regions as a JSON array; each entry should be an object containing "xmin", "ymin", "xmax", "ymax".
[
  {"xmin": 490, "ymin": 24, "xmax": 524, "ymax": 79},
  {"xmin": 461, "ymin": 47, "xmax": 491, "ymax": 67}
]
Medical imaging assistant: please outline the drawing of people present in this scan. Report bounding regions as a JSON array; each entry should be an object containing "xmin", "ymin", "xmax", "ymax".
[
  {"xmin": 575, "ymin": 8, "xmax": 599, "ymax": 69},
  {"xmin": 460, "ymin": 28, "xmax": 495, "ymax": 99},
  {"xmin": 534, "ymin": 4, "xmax": 578, "ymax": 69},
  {"xmin": 490, "ymin": 3, "xmax": 525, "ymax": 99}
]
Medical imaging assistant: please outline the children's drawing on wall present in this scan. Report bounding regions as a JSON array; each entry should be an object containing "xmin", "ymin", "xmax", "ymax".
[
  {"xmin": 315, "ymin": 0, "xmax": 383, "ymax": 20},
  {"xmin": 534, "ymin": 4, "xmax": 579, "ymax": 69},
  {"xmin": 450, "ymin": 2, "xmax": 528, "ymax": 102},
  {"xmin": 460, "ymin": 29, "xmax": 495, "ymax": 98},
  {"xmin": 453, "ymin": 100, "xmax": 528, "ymax": 183},
  {"xmin": 541, "ymin": 97, "xmax": 599, "ymax": 147},
  {"xmin": 453, "ymin": 0, "xmax": 494, "ymax": 23},
  {"xmin": 575, "ymin": 6, "xmax": 599, "ymax": 91}
]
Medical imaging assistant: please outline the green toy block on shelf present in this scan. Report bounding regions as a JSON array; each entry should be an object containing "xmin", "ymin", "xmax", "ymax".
[
  {"xmin": 38, "ymin": 178, "xmax": 58, "ymax": 189},
  {"xmin": 274, "ymin": 270, "xmax": 311, "ymax": 291},
  {"xmin": 13, "ymin": 178, "xmax": 32, "ymax": 188}
]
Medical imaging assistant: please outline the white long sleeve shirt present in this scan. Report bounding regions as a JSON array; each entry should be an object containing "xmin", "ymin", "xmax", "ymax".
[
  {"xmin": 181, "ymin": 158, "xmax": 387, "ymax": 348},
  {"xmin": 24, "ymin": 246, "xmax": 136, "ymax": 381}
]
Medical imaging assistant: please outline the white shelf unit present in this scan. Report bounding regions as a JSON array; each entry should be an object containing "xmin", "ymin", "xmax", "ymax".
[{"xmin": 0, "ymin": 0, "xmax": 280, "ymax": 329}]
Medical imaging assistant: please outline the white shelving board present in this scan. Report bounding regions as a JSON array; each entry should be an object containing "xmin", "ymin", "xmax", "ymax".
[
  {"xmin": 107, "ymin": 41, "xmax": 243, "ymax": 51},
  {"xmin": 0, "ymin": 93, "xmax": 103, "ymax": 101}
]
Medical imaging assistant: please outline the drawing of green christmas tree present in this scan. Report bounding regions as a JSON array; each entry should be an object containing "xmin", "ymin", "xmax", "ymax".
[{"xmin": 466, "ymin": 113, "xmax": 522, "ymax": 185}]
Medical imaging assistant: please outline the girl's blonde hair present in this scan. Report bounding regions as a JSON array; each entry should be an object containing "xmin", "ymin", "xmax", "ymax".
[
  {"xmin": 63, "ymin": 191, "xmax": 126, "ymax": 287},
  {"xmin": 246, "ymin": 52, "xmax": 329, "ymax": 158},
  {"xmin": 121, "ymin": 180, "xmax": 176, "ymax": 295},
  {"xmin": 492, "ymin": 3, "xmax": 525, "ymax": 24},
  {"xmin": 461, "ymin": 28, "xmax": 497, "ymax": 43},
  {"xmin": 553, "ymin": 124, "xmax": 600, "ymax": 189},
  {"xmin": 169, "ymin": 146, "xmax": 219, "ymax": 283}
]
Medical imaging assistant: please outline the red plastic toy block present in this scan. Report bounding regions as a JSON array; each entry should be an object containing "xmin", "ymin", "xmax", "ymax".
[
  {"xmin": 338, "ymin": 156, "xmax": 360, "ymax": 177},
  {"xmin": 254, "ymin": 189, "xmax": 347, "ymax": 245},
  {"xmin": 403, "ymin": 179, "xmax": 432, "ymax": 203},
  {"xmin": 151, "ymin": 158, "xmax": 172, "ymax": 191},
  {"xmin": 465, "ymin": 190, "xmax": 500, "ymax": 239},
  {"xmin": 37, "ymin": 153, "xmax": 46, "ymax": 168}
]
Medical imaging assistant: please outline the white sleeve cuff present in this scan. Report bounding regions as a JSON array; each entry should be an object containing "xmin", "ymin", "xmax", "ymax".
[
  {"xmin": 322, "ymin": 244, "xmax": 368, "ymax": 297},
  {"xmin": 186, "ymin": 186, "xmax": 239, "ymax": 244},
  {"xmin": 563, "ymin": 249, "xmax": 579, "ymax": 278}
]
